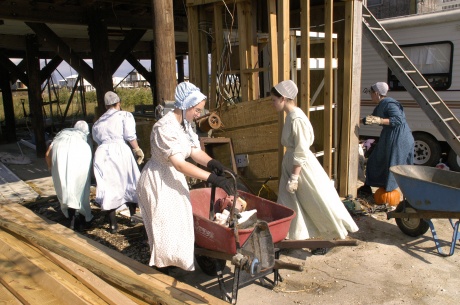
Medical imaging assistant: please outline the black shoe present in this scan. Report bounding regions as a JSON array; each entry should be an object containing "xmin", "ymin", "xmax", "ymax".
[
  {"xmin": 357, "ymin": 185, "xmax": 372, "ymax": 197},
  {"xmin": 110, "ymin": 224, "xmax": 118, "ymax": 234},
  {"xmin": 311, "ymin": 248, "xmax": 329, "ymax": 255}
]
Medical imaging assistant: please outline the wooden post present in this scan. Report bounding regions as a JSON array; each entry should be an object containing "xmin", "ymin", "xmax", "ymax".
[
  {"xmin": 0, "ymin": 64, "xmax": 17, "ymax": 142},
  {"xmin": 345, "ymin": 0, "xmax": 362, "ymax": 197},
  {"xmin": 300, "ymin": 0, "xmax": 311, "ymax": 116},
  {"xmin": 323, "ymin": 0, "xmax": 333, "ymax": 177},
  {"xmin": 152, "ymin": 0, "xmax": 177, "ymax": 105},
  {"xmin": 25, "ymin": 34, "xmax": 46, "ymax": 157},
  {"xmin": 88, "ymin": 10, "xmax": 113, "ymax": 117},
  {"xmin": 268, "ymin": 0, "xmax": 278, "ymax": 87},
  {"xmin": 187, "ymin": 6, "xmax": 200, "ymax": 85},
  {"xmin": 210, "ymin": 3, "xmax": 223, "ymax": 110}
]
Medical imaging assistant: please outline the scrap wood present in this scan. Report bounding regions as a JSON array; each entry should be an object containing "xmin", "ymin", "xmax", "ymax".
[{"xmin": 0, "ymin": 202, "xmax": 228, "ymax": 305}]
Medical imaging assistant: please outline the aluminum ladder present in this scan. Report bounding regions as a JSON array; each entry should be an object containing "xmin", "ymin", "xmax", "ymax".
[{"xmin": 362, "ymin": 4, "xmax": 460, "ymax": 157}]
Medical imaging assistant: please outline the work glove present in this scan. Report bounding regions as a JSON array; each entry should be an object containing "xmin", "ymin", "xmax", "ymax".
[
  {"xmin": 207, "ymin": 159, "xmax": 235, "ymax": 176},
  {"xmin": 286, "ymin": 174, "xmax": 299, "ymax": 194},
  {"xmin": 207, "ymin": 173, "xmax": 236, "ymax": 196},
  {"xmin": 363, "ymin": 115, "xmax": 383, "ymax": 125},
  {"xmin": 132, "ymin": 147, "xmax": 144, "ymax": 165}
]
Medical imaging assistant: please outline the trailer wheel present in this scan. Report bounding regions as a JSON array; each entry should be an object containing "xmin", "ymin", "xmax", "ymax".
[
  {"xmin": 447, "ymin": 148, "xmax": 460, "ymax": 172},
  {"xmin": 394, "ymin": 201, "xmax": 429, "ymax": 237},
  {"xmin": 195, "ymin": 254, "xmax": 226, "ymax": 276},
  {"xmin": 413, "ymin": 133, "xmax": 441, "ymax": 167}
]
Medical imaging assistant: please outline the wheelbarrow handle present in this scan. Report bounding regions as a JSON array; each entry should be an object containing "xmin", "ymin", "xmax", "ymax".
[{"xmin": 208, "ymin": 170, "xmax": 238, "ymax": 221}]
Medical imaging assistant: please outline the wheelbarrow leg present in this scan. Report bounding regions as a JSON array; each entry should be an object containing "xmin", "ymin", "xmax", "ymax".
[
  {"xmin": 273, "ymin": 249, "xmax": 283, "ymax": 285},
  {"xmin": 427, "ymin": 219, "xmax": 460, "ymax": 257},
  {"xmin": 216, "ymin": 269, "xmax": 231, "ymax": 302},
  {"xmin": 230, "ymin": 267, "xmax": 241, "ymax": 304}
]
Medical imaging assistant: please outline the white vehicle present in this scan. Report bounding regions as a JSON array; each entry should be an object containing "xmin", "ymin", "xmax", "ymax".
[{"xmin": 360, "ymin": 9, "xmax": 460, "ymax": 171}]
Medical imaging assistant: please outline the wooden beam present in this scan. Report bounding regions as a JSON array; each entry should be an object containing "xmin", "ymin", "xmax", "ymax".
[
  {"xmin": 0, "ymin": 51, "xmax": 28, "ymax": 86},
  {"xmin": 25, "ymin": 34, "xmax": 47, "ymax": 158},
  {"xmin": 346, "ymin": 0, "xmax": 362, "ymax": 197},
  {"xmin": 0, "ymin": 64, "xmax": 17, "ymax": 142},
  {"xmin": 237, "ymin": 2, "xmax": 250, "ymax": 102},
  {"xmin": 323, "ymin": 0, "xmax": 333, "ymax": 177},
  {"xmin": 300, "ymin": 0, "xmax": 311, "ymax": 116},
  {"xmin": 25, "ymin": 22, "xmax": 95, "ymax": 85},
  {"xmin": 152, "ymin": 0, "xmax": 177, "ymax": 106},
  {"xmin": 88, "ymin": 11, "xmax": 113, "ymax": 116},
  {"xmin": 39, "ymin": 55, "xmax": 63, "ymax": 84},
  {"xmin": 125, "ymin": 53, "xmax": 152, "ymax": 83},
  {"xmin": 210, "ymin": 3, "xmax": 224, "ymax": 110},
  {"xmin": 267, "ymin": 0, "xmax": 278, "ymax": 86},
  {"xmin": 110, "ymin": 29, "xmax": 147, "ymax": 75},
  {"xmin": 199, "ymin": 5, "xmax": 210, "ymax": 97},
  {"xmin": 187, "ymin": 6, "xmax": 201, "ymax": 85}
]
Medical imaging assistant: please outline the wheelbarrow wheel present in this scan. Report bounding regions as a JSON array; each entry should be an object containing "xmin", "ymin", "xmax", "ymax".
[
  {"xmin": 395, "ymin": 201, "xmax": 430, "ymax": 237},
  {"xmin": 195, "ymin": 254, "xmax": 226, "ymax": 276}
]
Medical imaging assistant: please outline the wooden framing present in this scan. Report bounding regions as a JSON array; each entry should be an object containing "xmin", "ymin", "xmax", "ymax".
[{"xmin": 187, "ymin": 0, "xmax": 362, "ymax": 196}]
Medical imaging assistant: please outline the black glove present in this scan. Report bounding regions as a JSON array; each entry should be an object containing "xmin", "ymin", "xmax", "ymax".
[
  {"xmin": 207, "ymin": 159, "xmax": 229, "ymax": 176},
  {"xmin": 207, "ymin": 173, "xmax": 236, "ymax": 196}
]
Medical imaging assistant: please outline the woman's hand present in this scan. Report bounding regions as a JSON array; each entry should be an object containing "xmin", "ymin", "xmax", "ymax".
[{"xmin": 286, "ymin": 174, "xmax": 299, "ymax": 193}]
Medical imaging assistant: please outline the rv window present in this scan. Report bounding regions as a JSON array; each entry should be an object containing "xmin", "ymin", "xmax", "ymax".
[{"xmin": 388, "ymin": 41, "xmax": 453, "ymax": 91}]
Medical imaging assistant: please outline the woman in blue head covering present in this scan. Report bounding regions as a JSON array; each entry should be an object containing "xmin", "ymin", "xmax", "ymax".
[
  {"xmin": 45, "ymin": 120, "xmax": 93, "ymax": 230},
  {"xmin": 137, "ymin": 82, "xmax": 235, "ymax": 272}
]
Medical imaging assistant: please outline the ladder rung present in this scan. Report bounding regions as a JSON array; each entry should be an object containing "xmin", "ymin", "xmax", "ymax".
[
  {"xmin": 430, "ymin": 101, "xmax": 441, "ymax": 106},
  {"xmin": 382, "ymin": 41, "xmax": 393, "ymax": 44},
  {"xmin": 369, "ymin": 27, "xmax": 382, "ymax": 31},
  {"xmin": 363, "ymin": 14, "xmax": 371, "ymax": 18},
  {"xmin": 404, "ymin": 70, "xmax": 416, "ymax": 73},
  {"xmin": 392, "ymin": 56, "xmax": 404, "ymax": 59},
  {"xmin": 416, "ymin": 86, "xmax": 429, "ymax": 89},
  {"xmin": 443, "ymin": 117, "xmax": 454, "ymax": 122}
]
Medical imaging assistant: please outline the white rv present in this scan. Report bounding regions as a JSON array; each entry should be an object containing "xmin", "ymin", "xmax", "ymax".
[{"xmin": 360, "ymin": 9, "xmax": 460, "ymax": 171}]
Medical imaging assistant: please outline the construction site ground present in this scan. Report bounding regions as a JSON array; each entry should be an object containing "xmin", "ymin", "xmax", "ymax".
[{"xmin": 1, "ymin": 142, "xmax": 459, "ymax": 305}]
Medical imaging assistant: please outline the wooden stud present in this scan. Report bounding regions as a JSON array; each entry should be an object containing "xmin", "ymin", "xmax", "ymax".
[
  {"xmin": 300, "ymin": 0, "xmax": 311, "ymax": 116},
  {"xmin": 0, "ymin": 64, "xmax": 17, "ymax": 142},
  {"xmin": 323, "ymin": 0, "xmax": 333, "ymax": 177}
]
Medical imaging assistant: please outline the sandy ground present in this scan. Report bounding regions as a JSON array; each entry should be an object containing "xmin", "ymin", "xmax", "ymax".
[{"xmin": 2, "ymin": 143, "xmax": 460, "ymax": 305}]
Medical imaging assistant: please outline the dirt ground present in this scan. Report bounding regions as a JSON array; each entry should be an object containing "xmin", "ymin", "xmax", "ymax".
[{"xmin": 3, "ymin": 144, "xmax": 460, "ymax": 305}]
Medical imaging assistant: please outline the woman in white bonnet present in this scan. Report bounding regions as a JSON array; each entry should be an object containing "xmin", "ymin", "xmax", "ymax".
[
  {"xmin": 271, "ymin": 80, "xmax": 359, "ymax": 255},
  {"xmin": 361, "ymin": 82, "xmax": 414, "ymax": 193},
  {"xmin": 137, "ymin": 82, "xmax": 234, "ymax": 273},
  {"xmin": 92, "ymin": 91, "xmax": 144, "ymax": 234},
  {"xmin": 45, "ymin": 120, "xmax": 93, "ymax": 230}
]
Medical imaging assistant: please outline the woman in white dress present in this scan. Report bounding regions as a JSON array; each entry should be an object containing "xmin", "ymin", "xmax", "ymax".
[
  {"xmin": 45, "ymin": 120, "xmax": 93, "ymax": 230},
  {"xmin": 137, "ymin": 82, "xmax": 235, "ymax": 272},
  {"xmin": 271, "ymin": 80, "xmax": 359, "ymax": 255},
  {"xmin": 92, "ymin": 91, "xmax": 144, "ymax": 233}
]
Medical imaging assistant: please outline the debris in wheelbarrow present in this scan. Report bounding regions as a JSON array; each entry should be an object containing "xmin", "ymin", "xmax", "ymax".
[
  {"xmin": 387, "ymin": 165, "xmax": 460, "ymax": 256},
  {"xmin": 190, "ymin": 170, "xmax": 358, "ymax": 304}
]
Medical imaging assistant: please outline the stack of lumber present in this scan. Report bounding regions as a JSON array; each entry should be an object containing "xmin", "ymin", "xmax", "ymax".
[{"xmin": 0, "ymin": 202, "xmax": 227, "ymax": 305}]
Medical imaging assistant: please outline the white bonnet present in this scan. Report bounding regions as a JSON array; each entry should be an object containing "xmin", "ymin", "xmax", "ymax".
[
  {"xmin": 74, "ymin": 120, "xmax": 89, "ymax": 135},
  {"xmin": 371, "ymin": 82, "xmax": 389, "ymax": 96},
  {"xmin": 104, "ymin": 91, "xmax": 120, "ymax": 106},
  {"xmin": 174, "ymin": 82, "xmax": 207, "ymax": 110},
  {"xmin": 274, "ymin": 80, "xmax": 298, "ymax": 100}
]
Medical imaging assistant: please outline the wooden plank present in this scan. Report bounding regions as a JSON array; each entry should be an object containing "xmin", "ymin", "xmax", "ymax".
[
  {"xmin": 217, "ymin": 97, "xmax": 277, "ymax": 130},
  {"xmin": 237, "ymin": 2, "xmax": 250, "ymax": 102},
  {"xmin": 0, "ymin": 203, "xmax": 227, "ymax": 305},
  {"xmin": 346, "ymin": 0, "xmax": 362, "ymax": 197},
  {"xmin": 339, "ymin": 1, "xmax": 354, "ymax": 196},
  {"xmin": 0, "ymin": 251, "xmax": 63, "ymax": 305},
  {"xmin": 323, "ymin": 0, "xmax": 334, "ymax": 178},
  {"xmin": 239, "ymin": 152, "xmax": 278, "ymax": 180},
  {"xmin": 268, "ymin": 0, "xmax": 278, "ymax": 86},
  {"xmin": 0, "ymin": 230, "xmax": 98, "ymax": 305},
  {"xmin": 0, "ymin": 284, "xmax": 22, "ymax": 305},
  {"xmin": 218, "ymin": 123, "xmax": 278, "ymax": 154},
  {"xmin": 300, "ymin": 0, "xmax": 311, "ymax": 116}
]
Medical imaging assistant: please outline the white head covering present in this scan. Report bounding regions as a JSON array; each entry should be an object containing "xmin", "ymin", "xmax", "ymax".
[
  {"xmin": 274, "ymin": 80, "xmax": 298, "ymax": 100},
  {"xmin": 174, "ymin": 82, "xmax": 207, "ymax": 110},
  {"xmin": 104, "ymin": 91, "xmax": 120, "ymax": 106},
  {"xmin": 371, "ymin": 82, "xmax": 389, "ymax": 96},
  {"xmin": 74, "ymin": 120, "xmax": 89, "ymax": 135}
]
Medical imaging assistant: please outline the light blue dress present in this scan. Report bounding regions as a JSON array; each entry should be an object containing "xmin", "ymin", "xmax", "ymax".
[
  {"xmin": 277, "ymin": 107, "xmax": 359, "ymax": 240},
  {"xmin": 365, "ymin": 97, "xmax": 414, "ymax": 191},
  {"xmin": 92, "ymin": 108, "xmax": 140, "ymax": 210},
  {"xmin": 50, "ymin": 128, "xmax": 92, "ymax": 222}
]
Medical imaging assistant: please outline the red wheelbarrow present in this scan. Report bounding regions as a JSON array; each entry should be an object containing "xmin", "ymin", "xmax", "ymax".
[{"xmin": 190, "ymin": 171, "xmax": 358, "ymax": 304}]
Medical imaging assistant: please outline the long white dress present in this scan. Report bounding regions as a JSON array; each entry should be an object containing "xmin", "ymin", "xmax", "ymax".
[
  {"xmin": 92, "ymin": 108, "xmax": 140, "ymax": 210},
  {"xmin": 51, "ymin": 128, "xmax": 92, "ymax": 222},
  {"xmin": 137, "ymin": 111, "xmax": 199, "ymax": 270},
  {"xmin": 277, "ymin": 107, "xmax": 359, "ymax": 240}
]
